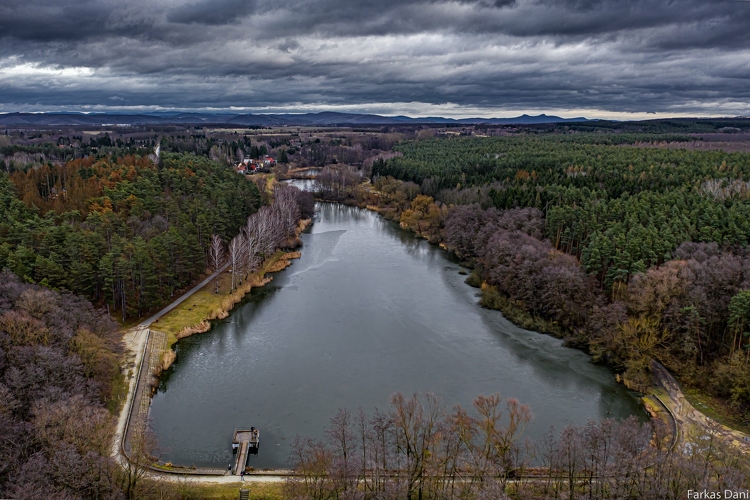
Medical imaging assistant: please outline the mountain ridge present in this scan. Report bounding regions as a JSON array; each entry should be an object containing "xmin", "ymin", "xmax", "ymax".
[{"xmin": 0, "ymin": 111, "xmax": 591, "ymax": 126}]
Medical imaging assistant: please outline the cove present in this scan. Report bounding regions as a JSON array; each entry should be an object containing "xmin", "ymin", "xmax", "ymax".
[{"xmin": 150, "ymin": 202, "xmax": 645, "ymax": 469}]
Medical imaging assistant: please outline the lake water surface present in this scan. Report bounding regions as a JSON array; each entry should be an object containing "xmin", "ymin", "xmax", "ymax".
[{"xmin": 150, "ymin": 203, "xmax": 644, "ymax": 469}]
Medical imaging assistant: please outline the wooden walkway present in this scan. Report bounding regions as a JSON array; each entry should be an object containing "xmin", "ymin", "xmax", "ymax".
[
  {"xmin": 232, "ymin": 429, "xmax": 259, "ymax": 475},
  {"xmin": 235, "ymin": 442, "xmax": 249, "ymax": 475}
]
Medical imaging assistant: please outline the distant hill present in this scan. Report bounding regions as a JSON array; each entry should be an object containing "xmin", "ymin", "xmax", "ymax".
[{"xmin": 0, "ymin": 111, "xmax": 590, "ymax": 127}]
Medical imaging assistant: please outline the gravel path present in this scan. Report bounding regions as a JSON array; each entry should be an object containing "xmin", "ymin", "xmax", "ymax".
[
  {"xmin": 110, "ymin": 264, "xmax": 287, "ymax": 483},
  {"xmin": 116, "ymin": 265, "xmax": 750, "ymax": 484}
]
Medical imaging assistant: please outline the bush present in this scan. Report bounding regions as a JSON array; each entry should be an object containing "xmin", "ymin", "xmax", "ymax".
[{"xmin": 465, "ymin": 268, "xmax": 483, "ymax": 288}]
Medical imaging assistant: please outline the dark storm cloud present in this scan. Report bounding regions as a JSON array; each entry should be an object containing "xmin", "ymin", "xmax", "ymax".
[
  {"xmin": 0, "ymin": 0, "xmax": 153, "ymax": 41},
  {"xmin": 168, "ymin": 0, "xmax": 258, "ymax": 25},
  {"xmin": 1, "ymin": 0, "xmax": 750, "ymax": 116}
]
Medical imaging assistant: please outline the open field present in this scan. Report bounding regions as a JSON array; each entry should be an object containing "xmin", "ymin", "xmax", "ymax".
[{"xmin": 632, "ymin": 133, "xmax": 750, "ymax": 153}]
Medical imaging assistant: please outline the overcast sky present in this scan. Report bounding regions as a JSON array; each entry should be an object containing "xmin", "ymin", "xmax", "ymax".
[{"xmin": 1, "ymin": 0, "xmax": 749, "ymax": 118}]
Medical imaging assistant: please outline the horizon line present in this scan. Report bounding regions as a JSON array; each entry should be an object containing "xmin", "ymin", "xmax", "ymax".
[{"xmin": 1, "ymin": 109, "xmax": 749, "ymax": 123}]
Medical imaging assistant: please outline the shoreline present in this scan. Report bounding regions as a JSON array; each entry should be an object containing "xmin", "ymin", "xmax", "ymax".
[
  {"xmin": 326, "ymin": 191, "xmax": 750, "ymax": 455},
  {"xmin": 113, "ymin": 198, "xmax": 748, "ymax": 481},
  {"xmin": 155, "ymin": 252, "xmax": 301, "ymax": 345},
  {"xmin": 152, "ymin": 218, "xmax": 311, "ymax": 371},
  {"xmin": 152, "ymin": 217, "xmax": 311, "ymax": 379},
  {"xmin": 113, "ymin": 217, "xmax": 311, "ymax": 481}
]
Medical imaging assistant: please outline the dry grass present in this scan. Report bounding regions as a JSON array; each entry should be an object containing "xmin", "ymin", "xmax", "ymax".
[
  {"xmin": 151, "ymin": 480, "xmax": 284, "ymax": 500},
  {"xmin": 152, "ymin": 251, "xmax": 301, "ymax": 348},
  {"xmin": 684, "ymin": 388, "xmax": 750, "ymax": 435},
  {"xmin": 286, "ymin": 218, "xmax": 311, "ymax": 248},
  {"xmin": 642, "ymin": 394, "xmax": 676, "ymax": 446},
  {"xmin": 160, "ymin": 350, "xmax": 176, "ymax": 371},
  {"xmin": 266, "ymin": 252, "xmax": 301, "ymax": 272}
]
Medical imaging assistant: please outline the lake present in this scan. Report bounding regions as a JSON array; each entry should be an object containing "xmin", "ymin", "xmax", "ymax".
[{"xmin": 150, "ymin": 202, "xmax": 644, "ymax": 469}]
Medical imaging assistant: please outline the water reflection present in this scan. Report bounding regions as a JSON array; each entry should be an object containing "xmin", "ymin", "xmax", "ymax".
[{"xmin": 151, "ymin": 203, "xmax": 644, "ymax": 469}]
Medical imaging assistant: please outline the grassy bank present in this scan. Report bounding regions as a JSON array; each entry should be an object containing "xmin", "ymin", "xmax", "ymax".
[
  {"xmin": 143, "ymin": 480, "xmax": 283, "ymax": 500},
  {"xmin": 152, "ymin": 250, "xmax": 302, "ymax": 349},
  {"xmin": 683, "ymin": 388, "xmax": 750, "ymax": 435}
]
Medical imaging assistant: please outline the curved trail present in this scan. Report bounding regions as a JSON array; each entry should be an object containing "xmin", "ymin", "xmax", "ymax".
[
  {"xmin": 650, "ymin": 360, "xmax": 750, "ymax": 454},
  {"xmin": 111, "ymin": 263, "xmax": 282, "ymax": 484},
  {"xmin": 112, "ymin": 266, "xmax": 750, "ymax": 486}
]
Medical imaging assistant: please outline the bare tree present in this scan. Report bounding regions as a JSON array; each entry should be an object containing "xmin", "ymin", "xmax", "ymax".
[
  {"xmin": 368, "ymin": 407, "xmax": 396, "ymax": 495},
  {"xmin": 390, "ymin": 392, "xmax": 444, "ymax": 500},
  {"xmin": 285, "ymin": 435, "xmax": 334, "ymax": 500},
  {"xmin": 326, "ymin": 408, "xmax": 359, "ymax": 493},
  {"xmin": 256, "ymin": 205, "xmax": 284, "ymax": 257},
  {"xmin": 227, "ymin": 233, "xmax": 244, "ymax": 292},
  {"xmin": 274, "ymin": 184, "xmax": 302, "ymax": 242},
  {"xmin": 269, "ymin": 205, "xmax": 286, "ymax": 250},
  {"xmin": 120, "ymin": 427, "xmax": 160, "ymax": 500},
  {"xmin": 254, "ymin": 207, "xmax": 272, "ymax": 257},
  {"xmin": 243, "ymin": 213, "xmax": 261, "ymax": 277},
  {"xmin": 208, "ymin": 234, "xmax": 225, "ymax": 294}
]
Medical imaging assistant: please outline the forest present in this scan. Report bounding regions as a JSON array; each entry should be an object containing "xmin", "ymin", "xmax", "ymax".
[
  {"xmin": 0, "ymin": 271, "xmax": 128, "ymax": 498},
  {"xmin": 0, "ymin": 139, "xmax": 312, "ymax": 498},
  {"xmin": 0, "ymin": 153, "xmax": 260, "ymax": 321},
  {"xmin": 366, "ymin": 136, "xmax": 750, "ymax": 420},
  {"xmin": 286, "ymin": 393, "xmax": 747, "ymax": 500},
  {"xmin": 2, "ymin": 126, "xmax": 750, "ymax": 497}
]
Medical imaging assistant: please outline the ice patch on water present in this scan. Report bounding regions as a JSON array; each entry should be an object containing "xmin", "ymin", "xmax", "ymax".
[{"xmin": 288, "ymin": 230, "xmax": 346, "ymax": 277}]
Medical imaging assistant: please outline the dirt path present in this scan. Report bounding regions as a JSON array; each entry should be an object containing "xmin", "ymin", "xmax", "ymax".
[
  {"xmin": 650, "ymin": 360, "xmax": 750, "ymax": 454},
  {"xmin": 110, "ymin": 263, "xmax": 286, "ymax": 483},
  {"xmin": 115, "ymin": 264, "xmax": 230, "ymax": 456},
  {"xmin": 118, "ymin": 259, "xmax": 750, "ymax": 485}
]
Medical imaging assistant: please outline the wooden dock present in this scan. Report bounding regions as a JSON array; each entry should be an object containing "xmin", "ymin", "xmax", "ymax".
[{"xmin": 232, "ymin": 429, "xmax": 259, "ymax": 475}]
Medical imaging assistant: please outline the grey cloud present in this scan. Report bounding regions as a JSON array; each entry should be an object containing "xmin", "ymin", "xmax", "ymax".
[
  {"xmin": 248, "ymin": 0, "xmax": 750, "ymax": 43},
  {"xmin": 1, "ymin": 0, "xmax": 750, "ymax": 116},
  {"xmin": 277, "ymin": 39, "xmax": 301, "ymax": 53},
  {"xmin": 0, "ymin": 0, "xmax": 156, "ymax": 42},
  {"xmin": 0, "ymin": 0, "xmax": 112, "ymax": 41},
  {"xmin": 454, "ymin": 0, "xmax": 517, "ymax": 7},
  {"xmin": 491, "ymin": 0, "xmax": 517, "ymax": 7},
  {"xmin": 4, "ymin": 0, "xmax": 750, "ymax": 46},
  {"xmin": 167, "ymin": 0, "xmax": 258, "ymax": 25}
]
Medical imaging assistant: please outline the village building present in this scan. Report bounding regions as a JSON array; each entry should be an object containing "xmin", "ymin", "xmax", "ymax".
[{"xmin": 234, "ymin": 155, "xmax": 274, "ymax": 174}]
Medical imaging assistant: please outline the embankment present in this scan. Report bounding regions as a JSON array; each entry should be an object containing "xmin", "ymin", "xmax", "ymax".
[{"xmin": 151, "ymin": 218, "xmax": 310, "ymax": 372}]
